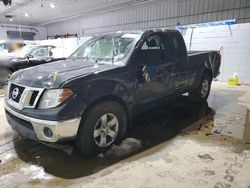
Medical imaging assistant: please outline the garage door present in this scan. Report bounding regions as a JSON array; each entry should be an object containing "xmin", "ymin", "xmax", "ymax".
[{"xmin": 7, "ymin": 31, "xmax": 35, "ymax": 40}]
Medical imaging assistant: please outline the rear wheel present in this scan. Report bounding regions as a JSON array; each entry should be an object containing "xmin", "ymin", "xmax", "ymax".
[
  {"xmin": 76, "ymin": 101, "xmax": 127, "ymax": 156},
  {"xmin": 189, "ymin": 72, "xmax": 212, "ymax": 102}
]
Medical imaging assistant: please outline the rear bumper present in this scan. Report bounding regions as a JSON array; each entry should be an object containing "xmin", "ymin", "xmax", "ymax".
[{"xmin": 5, "ymin": 104, "xmax": 81, "ymax": 143}]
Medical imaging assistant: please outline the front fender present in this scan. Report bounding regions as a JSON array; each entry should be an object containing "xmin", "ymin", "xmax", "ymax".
[{"xmin": 76, "ymin": 79, "xmax": 134, "ymax": 108}]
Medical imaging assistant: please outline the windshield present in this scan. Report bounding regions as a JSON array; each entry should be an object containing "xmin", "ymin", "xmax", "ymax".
[{"xmin": 70, "ymin": 33, "xmax": 141, "ymax": 64}]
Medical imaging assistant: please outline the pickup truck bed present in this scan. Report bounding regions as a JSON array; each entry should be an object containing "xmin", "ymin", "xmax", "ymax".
[{"xmin": 188, "ymin": 51, "xmax": 221, "ymax": 79}]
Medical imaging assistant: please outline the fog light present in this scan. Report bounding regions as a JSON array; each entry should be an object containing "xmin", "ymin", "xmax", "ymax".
[{"xmin": 43, "ymin": 127, "xmax": 53, "ymax": 138}]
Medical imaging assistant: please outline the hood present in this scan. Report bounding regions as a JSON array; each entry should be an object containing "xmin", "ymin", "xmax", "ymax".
[
  {"xmin": 0, "ymin": 51, "xmax": 25, "ymax": 61},
  {"xmin": 0, "ymin": 52, "xmax": 13, "ymax": 63},
  {"xmin": 9, "ymin": 57, "xmax": 27, "ymax": 64},
  {"xmin": 0, "ymin": 50, "xmax": 9, "ymax": 61},
  {"xmin": 10, "ymin": 59, "xmax": 119, "ymax": 88}
]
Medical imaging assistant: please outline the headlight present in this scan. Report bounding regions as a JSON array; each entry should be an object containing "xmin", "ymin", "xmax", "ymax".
[{"xmin": 39, "ymin": 88, "xmax": 73, "ymax": 109}]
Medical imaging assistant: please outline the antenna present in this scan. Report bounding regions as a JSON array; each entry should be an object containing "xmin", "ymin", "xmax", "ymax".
[{"xmin": 40, "ymin": 0, "xmax": 44, "ymax": 7}]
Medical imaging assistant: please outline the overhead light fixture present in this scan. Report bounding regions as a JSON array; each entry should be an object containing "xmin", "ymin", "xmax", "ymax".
[
  {"xmin": 50, "ymin": 3, "xmax": 55, "ymax": 9},
  {"xmin": 25, "ymin": 13, "xmax": 29, "ymax": 17},
  {"xmin": 5, "ymin": 15, "xmax": 13, "ymax": 21}
]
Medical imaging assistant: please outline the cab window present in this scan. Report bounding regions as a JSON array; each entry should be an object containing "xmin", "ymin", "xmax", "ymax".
[
  {"xmin": 168, "ymin": 32, "xmax": 187, "ymax": 60},
  {"xmin": 139, "ymin": 34, "xmax": 165, "ymax": 65}
]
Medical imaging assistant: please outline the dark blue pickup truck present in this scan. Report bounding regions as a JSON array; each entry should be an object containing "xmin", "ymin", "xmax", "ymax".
[{"xmin": 5, "ymin": 29, "xmax": 221, "ymax": 156}]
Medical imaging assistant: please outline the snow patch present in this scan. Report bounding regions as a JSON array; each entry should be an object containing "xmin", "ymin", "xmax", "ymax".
[
  {"xmin": 105, "ymin": 138, "xmax": 141, "ymax": 157},
  {"xmin": 242, "ymin": 150, "xmax": 250, "ymax": 159},
  {"xmin": 21, "ymin": 165, "xmax": 52, "ymax": 181}
]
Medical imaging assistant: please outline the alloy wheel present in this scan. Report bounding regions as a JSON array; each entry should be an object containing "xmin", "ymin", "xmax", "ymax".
[
  {"xmin": 201, "ymin": 79, "xmax": 209, "ymax": 98},
  {"xmin": 93, "ymin": 113, "xmax": 119, "ymax": 148}
]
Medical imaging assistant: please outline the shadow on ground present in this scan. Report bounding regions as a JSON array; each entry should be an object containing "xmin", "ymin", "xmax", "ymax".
[{"xmin": 13, "ymin": 96, "xmax": 212, "ymax": 179}]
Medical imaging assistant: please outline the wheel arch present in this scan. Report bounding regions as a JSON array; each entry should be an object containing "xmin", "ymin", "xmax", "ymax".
[
  {"xmin": 203, "ymin": 68, "xmax": 213, "ymax": 80},
  {"xmin": 79, "ymin": 95, "xmax": 132, "ymax": 132},
  {"xmin": 191, "ymin": 67, "xmax": 213, "ymax": 92}
]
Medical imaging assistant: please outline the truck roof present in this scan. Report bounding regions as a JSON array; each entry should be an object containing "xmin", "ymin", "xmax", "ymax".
[{"xmin": 92, "ymin": 29, "xmax": 180, "ymax": 37}]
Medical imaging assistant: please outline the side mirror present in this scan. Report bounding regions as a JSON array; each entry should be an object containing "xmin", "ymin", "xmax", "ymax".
[
  {"xmin": 27, "ymin": 54, "xmax": 33, "ymax": 59},
  {"xmin": 44, "ymin": 57, "xmax": 52, "ymax": 62}
]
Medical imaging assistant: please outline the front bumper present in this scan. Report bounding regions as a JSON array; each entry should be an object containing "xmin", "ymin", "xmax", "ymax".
[{"xmin": 5, "ymin": 104, "xmax": 81, "ymax": 143}]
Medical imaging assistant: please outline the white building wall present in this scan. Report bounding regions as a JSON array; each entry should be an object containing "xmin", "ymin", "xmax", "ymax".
[
  {"xmin": 183, "ymin": 23, "xmax": 250, "ymax": 83},
  {"xmin": 0, "ymin": 23, "xmax": 47, "ymax": 40}
]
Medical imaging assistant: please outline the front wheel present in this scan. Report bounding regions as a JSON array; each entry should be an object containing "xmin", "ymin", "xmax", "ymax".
[
  {"xmin": 76, "ymin": 101, "xmax": 127, "ymax": 156},
  {"xmin": 189, "ymin": 72, "xmax": 212, "ymax": 102}
]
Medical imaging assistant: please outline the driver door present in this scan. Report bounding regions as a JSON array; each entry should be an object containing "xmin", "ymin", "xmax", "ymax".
[{"xmin": 135, "ymin": 33, "xmax": 166, "ymax": 104}]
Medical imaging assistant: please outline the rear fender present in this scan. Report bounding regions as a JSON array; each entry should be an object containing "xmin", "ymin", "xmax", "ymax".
[{"xmin": 192, "ymin": 55, "xmax": 213, "ymax": 89}]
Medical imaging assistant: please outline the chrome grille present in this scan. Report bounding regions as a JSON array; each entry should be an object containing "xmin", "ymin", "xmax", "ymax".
[
  {"xmin": 29, "ymin": 91, "xmax": 39, "ymax": 106},
  {"xmin": 7, "ymin": 82, "xmax": 44, "ymax": 110}
]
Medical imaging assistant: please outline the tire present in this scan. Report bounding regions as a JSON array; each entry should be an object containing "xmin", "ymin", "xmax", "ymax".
[
  {"xmin": 0, "ymin": 68, "xmax": 12, "ymax": 86},
  {"xmin": 76, "ymin": 101, "xmax": 128, "ymax": 156},
  {"xmin": 189, "ymin": 72, "xmax": 212, "ymax": 102}
]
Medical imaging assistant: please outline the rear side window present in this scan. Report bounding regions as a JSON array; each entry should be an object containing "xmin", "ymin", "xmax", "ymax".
[
  {"xmin": 172, "ymin": 37, "xmax": 179, "ymax": 50},
  {"xmin": 168, "ymin": 32, "xmax": 187, "ymax": 60}
]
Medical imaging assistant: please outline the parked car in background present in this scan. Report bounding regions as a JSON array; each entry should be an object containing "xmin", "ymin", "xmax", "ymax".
[
  {"xmin": 5, "ymin": 29, "xmax": 221, "ymax": 156},
  {"xmin": 0, "ymin": 45, "xmax": 67, "ymax": 84},
  {"xmin": 0, "ymin": 41, "xmax": 26, "ymax": 53}
]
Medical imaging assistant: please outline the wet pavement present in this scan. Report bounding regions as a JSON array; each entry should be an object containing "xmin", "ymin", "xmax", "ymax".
[
  {"xmin": 1, "ymin": 96, "xmax": 211, "ymax": 179},
  {"xmin": 0, "ymin": 87, "xmax": 4, "ymax": 96},
  {"xmin": 0, "ymin": 82, "xmax": 250, "ymax": 187}
]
